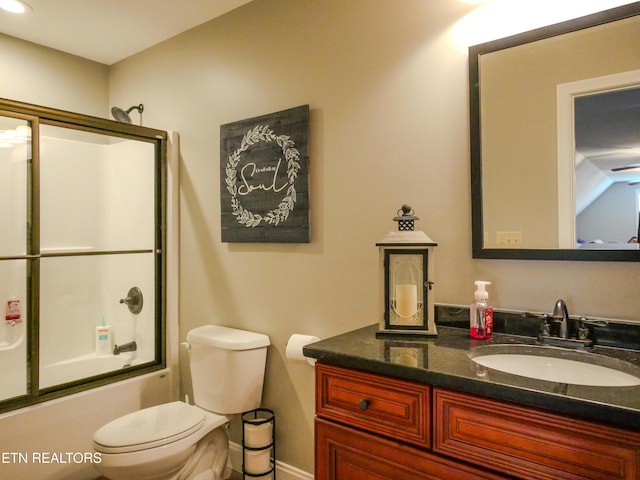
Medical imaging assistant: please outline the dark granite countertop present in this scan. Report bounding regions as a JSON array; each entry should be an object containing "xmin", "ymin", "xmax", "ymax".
[{"xmin": 303, "ymin": 324, "xmax": 640, "ymax": 431}]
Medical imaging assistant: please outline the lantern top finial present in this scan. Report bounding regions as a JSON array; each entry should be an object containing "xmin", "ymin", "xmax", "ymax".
[
  {"xmin": 393, "ymin": 204, "xmax": 419, "ymax": 231},
  {"xmin": 377, "ymin": 204, "xmax": 437, "ymax": 246}
]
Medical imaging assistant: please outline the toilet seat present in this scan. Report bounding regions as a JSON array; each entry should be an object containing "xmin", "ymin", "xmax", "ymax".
[{"xmin": 94, "ymin": 401, "xmax": 225, "ymax": 454}]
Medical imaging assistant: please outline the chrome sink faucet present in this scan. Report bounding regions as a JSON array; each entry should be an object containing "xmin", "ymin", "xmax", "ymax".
[
  {"xmin": 552, "ymin": 299, "xmax": 570, "ymax": 339},
  {"xmin": 537, "ymin": 299, "xmax": 609, "ymax": 350}
]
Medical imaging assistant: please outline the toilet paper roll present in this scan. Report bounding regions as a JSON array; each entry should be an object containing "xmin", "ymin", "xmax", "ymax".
[{"xmin": 286, "ymin": 334, "xmax": 319, "ymax": 366}]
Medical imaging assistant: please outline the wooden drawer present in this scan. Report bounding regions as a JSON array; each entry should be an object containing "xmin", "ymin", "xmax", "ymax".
[
  {"xmin": 433, "ymin": 388, "xmax": 640, "ymax": 480},
  {"xmin": 316, "ymin": 363, "xmax": 430, "ymax": 447},
  {"xmin": 316, "ymin": 417, "xmax": 506, "ymax": 480}
]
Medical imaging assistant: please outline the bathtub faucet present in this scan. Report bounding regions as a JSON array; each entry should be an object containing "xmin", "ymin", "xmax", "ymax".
[{"xmin": 113, "ymin": 341, "xmax": 137, "ymax": 355}]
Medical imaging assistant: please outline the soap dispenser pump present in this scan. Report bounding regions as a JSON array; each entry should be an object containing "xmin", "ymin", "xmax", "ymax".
[{"xmin": 470, "ymin": 281, "xmax": 492, "ymax": 339}]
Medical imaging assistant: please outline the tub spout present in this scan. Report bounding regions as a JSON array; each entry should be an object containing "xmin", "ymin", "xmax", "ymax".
[{"xmin": 113, "ymin": 341, "xmax": 137, "ymax": 355}]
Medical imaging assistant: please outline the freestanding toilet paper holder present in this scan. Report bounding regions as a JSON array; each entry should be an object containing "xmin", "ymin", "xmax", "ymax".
[{"xmin": 242, "ymin": 408, "xmax": 276, "ymax": 479}]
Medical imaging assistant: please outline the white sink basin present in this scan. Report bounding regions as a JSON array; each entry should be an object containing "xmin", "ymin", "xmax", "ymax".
[{"xmin": 468, "ymin": 344, "xmax": 640, "ymax": 387}]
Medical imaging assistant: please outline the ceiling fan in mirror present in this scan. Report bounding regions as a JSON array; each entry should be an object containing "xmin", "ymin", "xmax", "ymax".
[
  {"xmin": 611, "ymin": 164, "xmax": 640, "ymax": 172},
  {"xmin": 611, "ymin": 164, "xmax": 640, "ymax": 185}
]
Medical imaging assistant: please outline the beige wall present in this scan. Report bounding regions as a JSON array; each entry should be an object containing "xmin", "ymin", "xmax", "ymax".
[
  {"xmin": 0, "ymin": 33, "xmax": 108, "ymax": 116},
  {"xmin": 107, "ymin": 0, "xmax": 640, "ymax": 472},
  {"xmin": 106, "ymin": 0, "xmax": 640, "ymax": 472},
  {"xmin": 109, "ymin": 0, "xmax": 476, "ymax": 470},
  {"xmin": 2, "ymin": 0, "xmax": 639, "ymax": 475}
]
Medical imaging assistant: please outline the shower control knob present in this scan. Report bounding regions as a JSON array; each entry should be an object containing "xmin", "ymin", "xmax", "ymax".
[{"xmin": 119, "ymin": 287, "xmax": 143, "ymax": 314}]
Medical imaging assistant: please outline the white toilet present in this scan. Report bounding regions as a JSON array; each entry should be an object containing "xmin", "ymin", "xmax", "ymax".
[{"xmin": 93, "ymin": 325, "xmax": 270, "ymax": 480}]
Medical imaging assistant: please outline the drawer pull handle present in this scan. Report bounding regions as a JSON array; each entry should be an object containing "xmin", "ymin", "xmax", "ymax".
[{"xmin": 358, "ymin": 399, "xmax": 370, "ymax": 411}]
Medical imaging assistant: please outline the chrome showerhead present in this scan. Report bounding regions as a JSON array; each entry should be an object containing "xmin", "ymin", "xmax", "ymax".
[{"xmin": 111, "ymin": 104, "xmax": 144, "ymax": 124}]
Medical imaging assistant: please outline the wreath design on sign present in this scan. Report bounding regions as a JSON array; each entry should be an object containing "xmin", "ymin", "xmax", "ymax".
[{"xmin": 225, "ymin": 124, "xmax": 301, "ymax": 227}]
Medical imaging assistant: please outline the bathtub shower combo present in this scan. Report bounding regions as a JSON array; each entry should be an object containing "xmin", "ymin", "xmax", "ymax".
[{"xmin": 0, "ymin": 99, "xmax": 167, "ymax": 409}]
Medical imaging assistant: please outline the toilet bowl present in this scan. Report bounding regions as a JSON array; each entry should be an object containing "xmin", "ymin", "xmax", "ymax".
[
  {"xmin": 94, "ymin": 402, "xmax": 229, "ymax": 480},
  {"xmin": 93, "ymin": 325, "xmax": 270, "ymax": 480}
]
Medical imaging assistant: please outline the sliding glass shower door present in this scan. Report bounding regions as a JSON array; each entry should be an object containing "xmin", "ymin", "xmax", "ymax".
[
  {"xmin": 0, "ymin": 113, "xmax": 30, "ymax": 401},
  {"xmin": 0, "ymin": 100, "xmax": 166, "ymax": 412},
  {"xmin": 38, "ymin": 125, "xmax": 157, "ymax": 388}
]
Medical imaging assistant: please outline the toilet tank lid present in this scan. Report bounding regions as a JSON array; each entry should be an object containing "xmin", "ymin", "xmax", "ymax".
[{"xmin": 187, "ymin": 325, "xmax": 270, "ymax": 350}]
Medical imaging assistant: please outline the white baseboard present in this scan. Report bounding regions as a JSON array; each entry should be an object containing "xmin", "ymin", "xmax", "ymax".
[{"xmin": 229, "ymin": 442, "xmax": 313, "ymax": 480}]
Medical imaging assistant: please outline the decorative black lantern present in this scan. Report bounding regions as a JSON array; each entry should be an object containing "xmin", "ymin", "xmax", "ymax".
[{"xmin": 376, "ymin": 205, "xmax": 437, "ymax": 337}]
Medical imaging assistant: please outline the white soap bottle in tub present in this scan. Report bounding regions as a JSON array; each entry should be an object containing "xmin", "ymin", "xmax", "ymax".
[{"xmin": 95, "ymin": 315, "xmax": 113, "ymax": 356}]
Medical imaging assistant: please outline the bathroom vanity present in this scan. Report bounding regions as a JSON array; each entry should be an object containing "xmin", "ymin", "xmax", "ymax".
[{"xmin": 304, "ymin": 324, "xmax": 640, "ymax": 480}]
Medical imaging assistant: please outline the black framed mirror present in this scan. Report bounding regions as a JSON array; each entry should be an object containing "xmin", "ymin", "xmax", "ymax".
[{"xmin": 470, "ymin": 2, "xmax": 640, "ymax": 261}]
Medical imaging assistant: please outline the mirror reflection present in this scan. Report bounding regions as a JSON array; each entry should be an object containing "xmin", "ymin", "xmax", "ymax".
[
  {"xmin": 470, "ymin": 3, "xmax": 640, "ymax": 260},
  {"xmin": 574, "ymin": 86, "xmax": 640, "ymax": 247}
]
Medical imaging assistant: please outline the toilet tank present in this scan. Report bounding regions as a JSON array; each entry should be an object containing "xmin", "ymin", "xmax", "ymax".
[{"xmin": 187, "ymin": 325, "xmax": 270, "ymax": 414}]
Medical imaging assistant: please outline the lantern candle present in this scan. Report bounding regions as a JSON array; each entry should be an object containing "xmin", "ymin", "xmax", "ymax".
[{"xmin": 395, "ymin": 284, "xmax": 417, "ymax": 317}]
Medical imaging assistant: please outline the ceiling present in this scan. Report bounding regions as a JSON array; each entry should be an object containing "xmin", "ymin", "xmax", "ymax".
[
  {"xmin": 575, "ymin": 86, "xmax": 640, "ymax": 184},
  {"xmin": 0, "ymin": 0, "xmax": 254, "ymax": 65}
]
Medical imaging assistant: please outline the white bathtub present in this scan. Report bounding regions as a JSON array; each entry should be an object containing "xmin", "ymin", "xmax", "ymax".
[
  {"xmin": 40, "ymin": 352, "xmax": 144, "ymax": 389},
  {"xmin": 0, "ymin": 368, "xmax": 173, "ymax": 480}
]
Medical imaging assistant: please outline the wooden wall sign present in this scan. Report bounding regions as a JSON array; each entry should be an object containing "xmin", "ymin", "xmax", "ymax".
[{"xmin": 220, "ymin": 105, "xmax": 310, "ymax": 243}]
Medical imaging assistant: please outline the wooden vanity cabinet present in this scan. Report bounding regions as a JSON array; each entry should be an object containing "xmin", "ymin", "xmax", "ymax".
[
  {"xmin": 315, "ymin": 364, "xmax": 505, "ymax": 480},
  {"xmin": 315, "ymin": 363, "xmax": 430, "ymax": 448},
  {"xmin": 316, "ymin": 418, "xmax": 506, "ymax": 480},
  {"xmin": 315, "ymin": 363, "xmax": 640, "ymax": 480},
  {"xmin": 433, "ymin": 388, "xmax": 640, "ymax": 480}
]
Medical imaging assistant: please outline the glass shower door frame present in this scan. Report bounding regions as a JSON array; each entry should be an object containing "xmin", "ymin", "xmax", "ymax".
[{"xmin": 0, "ymin": 99, "xmax": 167, "ymax": 413}]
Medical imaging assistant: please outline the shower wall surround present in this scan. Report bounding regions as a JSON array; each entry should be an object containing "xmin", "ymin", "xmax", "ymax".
[{"xmin": 0, "ymin": 99, "xmax": 167, "ymax": 412}]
